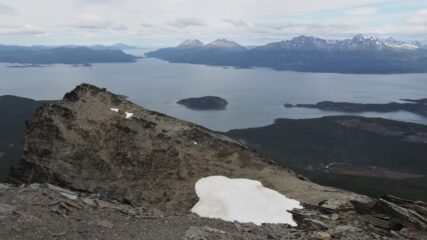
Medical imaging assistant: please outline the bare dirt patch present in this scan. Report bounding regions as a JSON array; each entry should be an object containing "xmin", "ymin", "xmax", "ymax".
[{"xmin": 329, "ymin": 165, "xmax": 424, "ymax": 179}]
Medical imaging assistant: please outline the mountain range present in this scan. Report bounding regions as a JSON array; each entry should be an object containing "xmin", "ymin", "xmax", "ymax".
[
  {"xmin": 146, "ymin": 35, "xmax": 427, "ymax": 74},
  {"xmin": 0, "ymin": 42, "xmax": 139, "ymax": 51},
  {"xmin": 0, "ymin": 45, "xmax": 138, "ymax": 64}
]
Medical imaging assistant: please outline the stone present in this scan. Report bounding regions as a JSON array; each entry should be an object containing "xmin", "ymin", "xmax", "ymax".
[
  {"xmin": 60, "ymin": 192, "xmax": 78, "ymax": 200},
  {"xmin": 330, "ymin": 213, "xmax": 339, "ymax": 221},
  {"xmin": 311, "ymin": 231, "xmax": 332, "ymax": 240},
  {"xmin": 81, "ymin": 198, "xmax": 97, "ymax": 208},
  {"xmin": 95, "ymin": 199, "xmax": 113, "ymax": 209},
  {"xmin": 96, "ymin": 220, "xmax": 114, "ymax": 229},
  {"xmin": 0, "ymin": 183, "xmax": 10, "ymax": 190},
  {"xmin": 320, "ymin": 198, "xmax": 353, "ymax": 212},
  {"xmin": 183, "ymin": 226, "xmax": 231, "ymax": 240},
  {"xmin": 378, "ymin": 198, "xmax": 427, "ymax": 230},
  {"xmin": 304, "ymin": 219, "xmax": 329, "ymax": 230},
  {"xmin": 47, "ymin": 184, "xmax": 77, "ymax": 196},
  {"xmin": 0, "ymin": 203, "xmax": 15, "ymax": 215},
  {"xmin": 331, "ymin": 225, "xmax": 360, "ymax": 236},
  {"xmin": 28, "ymin": 183, "xmax": 41, "ymax": 190}
]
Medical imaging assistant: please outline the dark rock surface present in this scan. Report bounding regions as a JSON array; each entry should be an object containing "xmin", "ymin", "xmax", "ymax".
[
  {"xmin": 177, "ymin": 96, "xmax": 228, "ymax": 110},
  {"xmin": 287, "ymin": 98, "xmax": 427, "ymax": 117}
]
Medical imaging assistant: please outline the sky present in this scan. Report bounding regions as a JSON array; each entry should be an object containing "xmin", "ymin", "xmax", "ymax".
[{"xmin": 0, "ymin": 0, "xmax": 426, "ymax": 47}]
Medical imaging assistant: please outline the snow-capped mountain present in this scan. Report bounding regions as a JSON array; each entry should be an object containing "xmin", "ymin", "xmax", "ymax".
[
  {"xmin": 257, "ymin": 35, "xmax": 423, "ymax": 51},
  {"xmin": 410, "ymin": 41, "xmax": 427, "ymax": 49},
  {"xmin": 147, "ymin": 35, "xmax": 427, "ymax": 74},
  {"xmin": 258, "ymin": 36, "xmax": 331, "ymax": 50},
  {"xmin": 205, "ymin": 39, "xmax": 246, "ymax": 51},
  {"xmin": 382, "ymin": 38, "xmax": 415, "ymax": 49},
  {"xmin": 177, "ymin": 39, "xmax": 245, "ymax": 51},
  {"xmin": 177, "ymin": 39, "xmax": 204, "ymax": 48}
]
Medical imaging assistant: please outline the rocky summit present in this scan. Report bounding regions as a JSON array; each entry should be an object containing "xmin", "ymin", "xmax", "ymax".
[
  {"xmin": 9, "ymin": 83, "xmax": 357, "ymax": 213},
  {"xmin": 4, "ymin": 84, "xmax": 427, "ymax": 239}
]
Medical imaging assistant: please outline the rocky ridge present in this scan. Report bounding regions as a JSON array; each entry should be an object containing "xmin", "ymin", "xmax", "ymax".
[{"xmin": 9, "ymin": 84, "xmax": 361, "ymax": 213}]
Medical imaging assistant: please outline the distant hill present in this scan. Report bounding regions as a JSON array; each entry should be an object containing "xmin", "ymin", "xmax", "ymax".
[
  {"xmin": 146, "ymin": 35, "xmax": 427, "ymax": 74},
  {"xmin": 0, "ymin": 46, "xmax": 138, "ymax": 64},
  {"xmin": 62, "ymin": 43, "xmax": 139, "ymax": 51},
  {"xmin": 286, "ymin": 98, "xmax": 427, "ymax": 117},
  {"xmin": 226, "ymin": 116, "xmax": 427, "ymax": 173},
  {"xmin": 225, "ymin": 116, "xmax": 427, "ymax": 200}
]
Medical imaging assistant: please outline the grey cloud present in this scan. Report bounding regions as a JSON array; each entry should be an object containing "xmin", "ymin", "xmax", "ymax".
[
  {"xmin": 68, "ymin": 15, "xmax": 127, "ymax": 31},
  {"xmin": 168, "ymin": 18, "xmax": 205, "ymax": 28},
  {"xmin": 111, "ymin": 24, "xmax": 128, "ymax": 31},
  {"xmin": 254, "ymin": 21, "xmax": 311, "ymax": 30},
  {"xmin": 0, "ymin": 25, "xmax": 46, "ymax": 35},
  {"xmin": 222, "ymin": 19, "xmax": 248, "ymax": 27},
  {"xmin": 76, "ymin": 0, "xmax": 119, "ymax": 5},
  {"xmin": 141, "ymin": 23, "xmax": 154, "ymax": 28},
  {"xmin": 0, "ymin": 3, "xmax": 17, "ymax": 15},
  {"xmin": 407, "ymin": 10, "xmax": 427, "ymax": 26},
  {"xmin": 253, "ymin": 21, "xmax": 355, "ymax": 33}
]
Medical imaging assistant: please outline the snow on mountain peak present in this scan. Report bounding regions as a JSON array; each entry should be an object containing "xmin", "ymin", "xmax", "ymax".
[
  {"xmin": 205, "ymin": 39, "xmax": 245, "ymax": 50},
  {"xmin": 177, "ymin": 39, "xmax": 204, "ymax": 48}
]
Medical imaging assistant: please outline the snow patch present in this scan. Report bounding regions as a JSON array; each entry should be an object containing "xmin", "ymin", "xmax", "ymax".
[
  {"xmin": 110, "ymin": 108, "xmax": 119, "ymax": 112},
  {"xmin": 125, "ymin": 112, "xmax": 133, "ymax": 119},
  {"xmin": 191, "ymin": 176, "xmax": 302, "ymax": 226}
]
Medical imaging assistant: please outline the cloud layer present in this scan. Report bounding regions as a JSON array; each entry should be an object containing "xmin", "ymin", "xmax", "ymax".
[
  {"xmin": 0, "ymin": 0, "xmax": 426, "ymax": 46},
  {"xmin": 0, "ymin": 3, "xmax": 16, "ymax": 15}
]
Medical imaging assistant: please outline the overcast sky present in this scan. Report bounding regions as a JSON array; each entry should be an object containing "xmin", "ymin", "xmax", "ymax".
[{"xmin": 0, "ymin": 0, "xmax": 426, "ymax": 47}]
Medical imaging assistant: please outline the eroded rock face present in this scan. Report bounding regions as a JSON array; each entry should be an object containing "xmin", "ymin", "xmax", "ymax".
[{"xmin": 9, "ymin": 84, "xmax": 366, "ymax": 213}]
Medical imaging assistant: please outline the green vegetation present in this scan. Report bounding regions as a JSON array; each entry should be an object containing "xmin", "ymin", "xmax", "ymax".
[
  {"xmin": 0, "ymin": 95, "xmax": 51, "ymax": 179},
  {"xmin": 301, "ymin": 170, "xmax": 427, "ymax": 202},
  {"xmin": 226, "ymin": 116, "xmax": 427, "ymax": 174},
  {"xmin": 225, "ymin": 116, "xmax": 427, "ymax": 201}
]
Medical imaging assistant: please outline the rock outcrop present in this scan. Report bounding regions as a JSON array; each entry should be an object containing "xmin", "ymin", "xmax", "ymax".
[{"xmin": 9, "ymin": 84, "xmax": 364, "ymax": 214}]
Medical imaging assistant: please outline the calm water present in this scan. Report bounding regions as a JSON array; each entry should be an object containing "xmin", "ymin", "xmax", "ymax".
[{"xmin": 1, "ymin": 57, "xmax": 427, "ymax": 131}]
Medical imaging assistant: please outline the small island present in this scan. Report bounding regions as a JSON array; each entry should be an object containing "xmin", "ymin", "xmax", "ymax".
[
  {"xmin": 285, "ymin": 98, "xmax": 427, "ymax": 117},
  {"xmin": 177, "ymin": 96, "xmax": 228, "ymax": 110},
  {"xmin": 7, "ymin": 64, "xmax": 47, "ymax": 68},
  {"xmin": 71, "ymin": 63, "xmax": 93, "ymax": 67}
]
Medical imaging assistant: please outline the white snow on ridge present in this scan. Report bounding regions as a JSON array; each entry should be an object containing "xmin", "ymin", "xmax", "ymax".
[
  {"xmin": 110, "ymin": 108, "xmax": 134, "ymax": 119},
  {"xmin": 125, "ymin": 112, "xmax": 133, "ymax": 119},
  {"xmin": 191, "ymin": 176, "xmax": 303, "ymax": 226}
]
